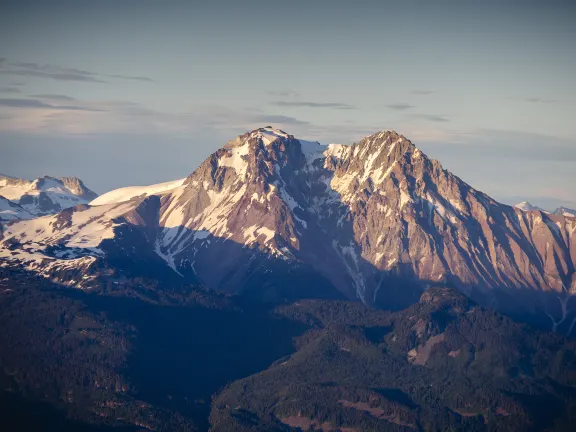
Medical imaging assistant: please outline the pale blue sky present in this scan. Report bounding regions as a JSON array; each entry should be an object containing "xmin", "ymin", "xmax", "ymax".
[{"xmin": 1, "ymin": 0, "xmax": 575, "ymax": 208}]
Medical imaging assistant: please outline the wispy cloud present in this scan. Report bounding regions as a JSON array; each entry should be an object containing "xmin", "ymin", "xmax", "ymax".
[
  {"xmin": 105, "ymin": 73, "xmax": 154, "ymax": 82},
  {"xmin": 410, "ymin": 113, "xmax": 449, "ymax": 122},
  {"xmin": 0, "ymin": 87, "xmax": 21, "ymax": 94},
  {"xmin": 0, "ymin": 98, "xmax": 102, "ymax": 112},
  {"xmin": 3, "ymin": 61, "xmax": 106, "ymax": 83},
  {"xmin": 411, "ymin": 89, "xmax": 435, "ymax": 95},
  {"xmin": 30, "ymin": 94, "xmax": 77, "ymax": 101},
  {"xmin": 416, "ymin": 128, "xmax": 576, "ymax": 163},
  {"xmin": 0, "ymin": 95, "xmax": 310, "ymax": 136},
  {"xmin": 254, "ymin": 114, "xmax": 309, "ymax": 125},
  {"xmin": 387, "ymin": 103, "xmax": 415, "ymax": 110},
  {"xmin": 524, "ymin": 97, "xmax": 555, "ymax": 104},
  {"xmin": 271, "ymin": 100, "xmax": 355, "ymax": 110},
  {"xmin": 0, "ymin": 58, "xmax": 153, "ymax": 84},
  {"xmin": 267, "ymin": 90, "xmax": 300, "ymax": 98}
]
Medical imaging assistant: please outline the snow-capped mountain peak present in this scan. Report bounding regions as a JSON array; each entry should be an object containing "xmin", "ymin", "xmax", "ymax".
[
  {"xmin": 0, "ymin": 173, "xmax": 97, "ymax": 220},
  {"xmin": 553, "ymin": 206, "xmax": 576, "ymax": 217},
  {"xmin": 514, "ymin": 201, "xmax": 545, "ymax": 212}
]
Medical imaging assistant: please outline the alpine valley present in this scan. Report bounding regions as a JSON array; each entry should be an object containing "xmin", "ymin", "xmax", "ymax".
[{"xmin": 1, "ymin": 127, "xmax": 576, "ymax": 431}]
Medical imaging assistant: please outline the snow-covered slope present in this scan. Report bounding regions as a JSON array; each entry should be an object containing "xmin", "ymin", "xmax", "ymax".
[
  {"xmin": 0, "ymin": 196, "xmax": 34, "ymax": 222},
  {"xmin": 0, "ymin": 174, "xmax": 97, "ymax": 218},
  {"xmin": 0, "ymin": 196, "xmax": 180, "ymax": 287},
  {"xmin": 90, "ymin": 178, "xmax": 186, "ymax": 206}
]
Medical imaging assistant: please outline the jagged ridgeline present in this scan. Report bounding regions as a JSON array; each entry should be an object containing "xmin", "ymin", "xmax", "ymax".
[{"xmin": 1, "ymin": 127, "xmax": 575, "ymax": 332}]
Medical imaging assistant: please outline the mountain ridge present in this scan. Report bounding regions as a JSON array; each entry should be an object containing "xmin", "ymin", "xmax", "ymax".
[{"xmin": 1, "ymin": 127, "xmax": 575, "ymax": 333}]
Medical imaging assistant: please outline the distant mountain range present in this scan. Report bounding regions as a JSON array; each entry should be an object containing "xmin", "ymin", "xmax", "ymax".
[
  {"xmin": 0, "ymin": 174, "xmax": 97, "ymax": 222},
  {"xmin": 514, "ymin": 201, "xmax": 576, "ymax": 217},
  {"xmin": 1, "ymin": 127, "xmax": 575, "ymax": 334}
]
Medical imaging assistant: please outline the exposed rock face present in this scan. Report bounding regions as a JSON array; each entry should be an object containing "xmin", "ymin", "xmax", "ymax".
[
  {"xmin": 0, "ymin": 174, "xmax": 98, "ymax": 219},
  {"xmin": 1, "ymin": 128, "xmax": 575, "ymax": 331}
]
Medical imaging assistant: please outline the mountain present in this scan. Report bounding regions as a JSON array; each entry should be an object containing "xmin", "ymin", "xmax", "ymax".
[
  {"xmin": 553, "ymin": 206, "xmax": 576, "ymax": 218},
  {"xmin": 1, "ymin": 127, "xmax": 576, "ymax": 333},
  {"xmin": 514, "ymin": 201, "xmax": 546, "ymax": 212},
  {"xmin": 0, "ymin": 173, "xmax": 98, "ymax": 219}
]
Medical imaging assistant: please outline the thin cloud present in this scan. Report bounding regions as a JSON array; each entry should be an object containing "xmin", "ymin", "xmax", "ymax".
[
  {"xmin": 253, "ymin": 114, "xmax": 309, "ymax": 125},
  {"xmin": 410, "ymin": 113, "xmax": 449, "ymax": 122},
  {"xmin": 0, "ymin": 98, "xmax": 102, "ymax": 112},
  {"xmin": 387, "ymin": 103, "xmax": 415, "ymax": 110},
  {"xmin": 1, "ymin": 67, "xmax": 106, "ymax": 83},
  {"xmin": 417, "ymin": 129, "xmax": 576, "ymax": 163},
  {"xmin": 525, "ymin": 97, "xmax": 555, "ymax": 104},
  {"xmin": 30, "ymin": 94, "xmax": 78, "ymax": 101},
  {"xmin": 0, "ymin": 58, "xmax": 153, "ymax": 84},
  {"xmin": 105, "ymin": 73, "xmax": 155, "ymax": 82},
  {"xmin": 272, "ymin": 101, "xmax": 355, "ymax": 110},
  {"xmin": 0, "ymin": 87, "xmax": 21, "ymax": 94},
  {"xmin": 267, "ymin": 90, "xmax": 300, "ymax": 98},
  {"xmin": 412, "ymin": 89, "xmax": 435, "ymax": 95}
]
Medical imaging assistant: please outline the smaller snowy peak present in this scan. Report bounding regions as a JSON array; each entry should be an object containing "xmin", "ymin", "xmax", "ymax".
[
  {"xmin": 0, "ymin": 174, "xmax": 98, "ymax": 218},
  {"xmin": 514, "ymin": 201, "xmax": 545, "ymax": 212},
  {"xmin": 90, "ymin": 178, "xmax": 186, "ymax": 206},
  {"xmin": 552, "ymin": 206, "xmax": 576, "ymax": 217},
  {"xmin": 0, "ymin": 173, "xmax": 29, "ymax": 188},
  {"xmin": 0, "ymin": 174, "xmax": 97, "ymax": 202},
  {"xmin": 59, "ymin": 177, "xmax": 98, "ymax": 200}
]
